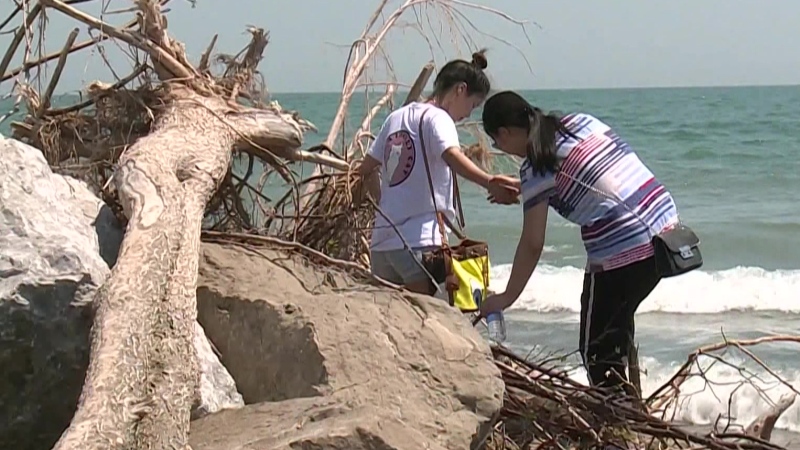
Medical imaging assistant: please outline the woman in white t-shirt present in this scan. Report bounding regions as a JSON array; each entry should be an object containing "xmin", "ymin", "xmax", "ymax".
[{"xmin": 357, "ymin": 51, "xmax": 519, "ymax": 294}]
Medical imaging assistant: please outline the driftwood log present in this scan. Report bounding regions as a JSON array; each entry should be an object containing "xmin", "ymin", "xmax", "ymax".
[
  {"xmin": 1, "ymin": 0, "xmax": 320, "ymax": 448},
  {"xmin": 54, "ymin": 89, "xmax": 312, "ymax": 449}
]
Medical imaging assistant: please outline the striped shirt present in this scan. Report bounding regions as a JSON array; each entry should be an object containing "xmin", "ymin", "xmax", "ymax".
[{"xmin": 520, "ymin": 113, "xmax": 679, "ymax": 272}]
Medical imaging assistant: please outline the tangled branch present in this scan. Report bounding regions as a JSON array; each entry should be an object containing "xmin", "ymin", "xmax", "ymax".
[{"xmin": 486, "ymin": 334, "xmax": 799, "ymax": 450}]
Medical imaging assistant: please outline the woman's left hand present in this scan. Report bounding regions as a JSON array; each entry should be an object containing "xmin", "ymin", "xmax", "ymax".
[
  {"xmin": 487, "ymin": 175, "xmax": 521, "ymax": 205},
  {"xmin": 487, "ymin": 192, "xmax": 520, "ymax": 205},
  {"xmin": 480, "ymin": 292, "xmax": 514, "ymax": 317}
]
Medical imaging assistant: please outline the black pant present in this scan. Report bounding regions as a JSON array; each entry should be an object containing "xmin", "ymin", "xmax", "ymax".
[{"xmin": 579, "ymin": 256, "xmax": 661, "ymax": 391}]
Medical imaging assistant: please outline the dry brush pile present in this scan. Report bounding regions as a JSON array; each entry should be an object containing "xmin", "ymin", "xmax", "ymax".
[
  {"xmin": 486, "ymin": 339, "xmax": 799, "ymax": 450},
  {"xmin": 1, "ymin": 0, "xmax": 797, "ymax": 449}
]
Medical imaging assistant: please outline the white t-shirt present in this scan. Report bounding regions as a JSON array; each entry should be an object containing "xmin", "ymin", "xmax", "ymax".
[{"xmin": 367, "ymin": 102, "xmax": 460, "ymax": 252}]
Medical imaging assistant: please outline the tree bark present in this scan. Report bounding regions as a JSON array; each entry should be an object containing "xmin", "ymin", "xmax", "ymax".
[
  {"xmin": 52, "ymin": 88, "xmax": 309, "ymax": 449},
  {"xmin": 744, "ymin": 393, "xmax": 796, "ymax": 442}
]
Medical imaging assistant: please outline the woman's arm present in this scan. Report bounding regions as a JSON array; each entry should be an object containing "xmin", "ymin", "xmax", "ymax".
[
  {"xmin": 503, "ymin": 201, "xmax": 548, "ymax": 301},
  {"xmin": 423, "ymin": 109, "xmax": 519, "ymax": 201},
  {"xmin": 441, "ymin": 148, "xmax": 491, "ymax": 188},
  {"xmin": 354, "ymin": 155, "xmax": 382, "ymax": 204},
  {"xmin": 480, "ymin": 201, "xmax": 548, "ymax": 315},
  {"xmin": 353, "ymin": 118, "xmax": 391, "ymax": 205},
  {"xmin": 442, "ymin": 149, "xmax": 520, "ymax": 203}
]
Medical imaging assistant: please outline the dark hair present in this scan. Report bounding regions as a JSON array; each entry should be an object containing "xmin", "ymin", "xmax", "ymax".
[
  {"xmin": 482, "ymin": 91, "xmax": 577, "ymax": 175},
  {"xmin": 431, "ymin": 50, "xmax": 490, "ymax": 99}
]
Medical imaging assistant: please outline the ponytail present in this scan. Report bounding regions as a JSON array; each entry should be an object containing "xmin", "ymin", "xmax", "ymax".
[{"xmin": 525, "ymin": 107, "xmax": 580, "ymax": 176}]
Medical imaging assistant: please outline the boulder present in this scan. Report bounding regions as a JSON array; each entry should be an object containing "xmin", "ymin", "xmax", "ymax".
[
  {"xmin": 190, "ymin": 241, "xmax": 504, "ymax": 450},
  {"xmin": 0, "ymin": 135, "xmax": 243, "ymax": 450},
  {"xmin": 193, "ymin": 320, "xmax": 245, "ymax": 420}
]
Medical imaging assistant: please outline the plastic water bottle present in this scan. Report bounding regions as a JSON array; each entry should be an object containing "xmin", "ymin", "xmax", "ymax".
[{"xmin": 486, "ymin": 311, "xmax": 507, "ymax": 343}]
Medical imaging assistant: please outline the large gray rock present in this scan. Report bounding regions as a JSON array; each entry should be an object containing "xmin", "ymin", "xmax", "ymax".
[
  {"xmin": 193, "ymin": 321, "xmax": 245, "ymax": 420},
  {"xmin": 190, "ymin": 242, "xmax": 504, "ymax": 450},
  {"xmin": 0, "ymin": 135, "xmax": 243, "ymax": 450}
]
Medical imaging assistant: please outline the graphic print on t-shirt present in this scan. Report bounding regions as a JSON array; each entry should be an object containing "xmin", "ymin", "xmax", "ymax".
[{"xmin": 383, "ymin": 130, "xmax": 416, "ymax": 187}]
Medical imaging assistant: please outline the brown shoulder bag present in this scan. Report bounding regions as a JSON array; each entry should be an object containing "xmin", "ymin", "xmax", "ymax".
[{"xmin": 416, "ymin": 109, "xmax": 490, "ymax": 312}]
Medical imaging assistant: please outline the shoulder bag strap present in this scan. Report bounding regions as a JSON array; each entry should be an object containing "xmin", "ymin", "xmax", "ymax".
[
  {"xmin": 417, "ymin": 107, "xmax": 467, "ymax": 241},
  {"xmin": 452, "ymin": 170, "xmax": 466, "ymax": 229}
]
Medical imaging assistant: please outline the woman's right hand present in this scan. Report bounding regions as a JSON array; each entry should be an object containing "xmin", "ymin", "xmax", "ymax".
[
  {"xmin": 487, "ymin": 175, "xmax": 521, "ymax": 205},
  {"xmin": 353, "ymin": 156, "xmax": 382, "ymax": 205}
]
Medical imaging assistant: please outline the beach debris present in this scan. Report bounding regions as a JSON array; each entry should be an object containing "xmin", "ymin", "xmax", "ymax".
[{"xmin": 486, "ymin": 338, "xmax": 800, "ymax": 450}]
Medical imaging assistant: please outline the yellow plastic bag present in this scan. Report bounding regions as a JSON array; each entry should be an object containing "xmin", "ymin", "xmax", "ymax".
[{"xmin": 448, "ymin": 243, "xmax": 490, "ymax": 313}]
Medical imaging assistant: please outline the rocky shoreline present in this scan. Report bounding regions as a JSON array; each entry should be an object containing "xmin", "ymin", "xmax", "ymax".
[{"xmin": 0, "ymin": 133, "xmax": 503, "ymax": 449}]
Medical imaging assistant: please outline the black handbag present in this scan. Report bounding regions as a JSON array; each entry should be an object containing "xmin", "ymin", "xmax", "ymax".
[{"xmin": 652, "ymin": 224, "xmax": 703, "ymax": 278}]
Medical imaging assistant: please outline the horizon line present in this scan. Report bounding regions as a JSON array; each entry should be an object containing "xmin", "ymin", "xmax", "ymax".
[
  {"xmin": 36, "ymin": 82, "xmax": 800, "ymax": 97},
  {"xmin": 267, "ymin": 82, "xmax": 800, "ymax": 95}
]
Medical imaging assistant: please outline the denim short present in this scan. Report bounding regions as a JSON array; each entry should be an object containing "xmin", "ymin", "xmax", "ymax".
[{"xmin": 370, "ymin": 245, "xmax": 440, "ymax": 285}]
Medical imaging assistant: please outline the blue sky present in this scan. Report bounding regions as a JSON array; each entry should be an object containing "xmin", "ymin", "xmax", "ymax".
[{"xmin": 1, "ymin": 0, "xmax": 798, "ymax": 93}]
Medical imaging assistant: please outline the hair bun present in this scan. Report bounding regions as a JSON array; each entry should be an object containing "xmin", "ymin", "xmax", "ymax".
[{"xmin": 471, "ymin": 50, "xmax": 488, "ymax": 70}]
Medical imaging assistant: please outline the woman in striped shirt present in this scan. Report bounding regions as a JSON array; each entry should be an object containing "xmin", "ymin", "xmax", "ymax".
[{"xmin": 479, "ymin": 90, "xmax": 680, "ymax": 393}]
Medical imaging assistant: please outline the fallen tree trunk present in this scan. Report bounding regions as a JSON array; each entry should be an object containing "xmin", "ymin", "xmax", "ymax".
[
  {"xmin": 52, "ymin": 87, "xmax": 311, "ymax": 448},
  {"xmin": 0, "ymin": 0, "xmax": 316, "ymax": 447}
]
